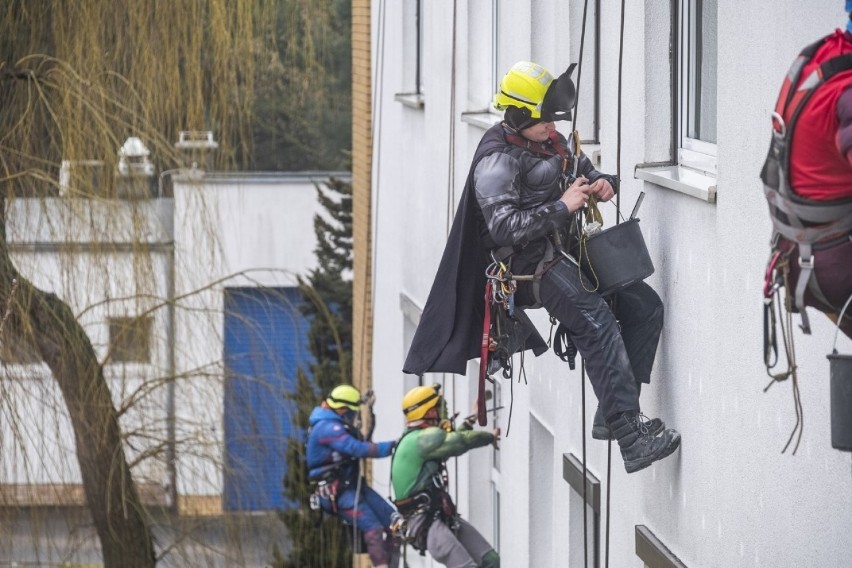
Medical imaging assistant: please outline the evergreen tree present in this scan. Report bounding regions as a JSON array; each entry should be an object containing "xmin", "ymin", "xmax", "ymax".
[
  {"xmin": 275, "ymin": 177, "xmax": 354, "ymax": 567},
  {"xmin": 251, "ymin": 0, "xmax": 352, "ymax": 171}
]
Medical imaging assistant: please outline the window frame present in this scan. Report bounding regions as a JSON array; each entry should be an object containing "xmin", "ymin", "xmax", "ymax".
[
  {"xmin": 676, "ymin": 0, "xmax": 717, "ymax": 174},
  {"xmin": 108, "ymin": 316, "xmax": 153, "ymax": 364},
  {"xmin": 395, "ymin": 0, "xmax": 425, "ymax": 108},
  {"xmin": 570, "ymin": 0, "xmax": 602, "ymax": 145},
  {"xmin": 460, "ymin": 0, "xmax": 502, "ymax": 127}
]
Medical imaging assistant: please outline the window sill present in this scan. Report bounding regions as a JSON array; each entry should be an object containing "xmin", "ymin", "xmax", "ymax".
[
  {"xmin": 635, "ymin": 525, "xmax": 687, "ymax": 568},
  {"xmin": 579, "ymin": 143, "xmax": 602, "ymax": 168},
  {"xmin": 460, "ymin": 110, "xmax": 502, "ymax": 130},
  {"xmin": 634, "ymin": 163, "xmax": 717, "ymax": 203},
  {"xmin": 394, "ymin": 92, "xmax": 425, "ymax": 109}
]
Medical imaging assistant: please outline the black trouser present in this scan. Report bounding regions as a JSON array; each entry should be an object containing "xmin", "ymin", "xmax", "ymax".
[{"xmin": 538, "ymin": 259, "xmax": 664, "ymax": 421}]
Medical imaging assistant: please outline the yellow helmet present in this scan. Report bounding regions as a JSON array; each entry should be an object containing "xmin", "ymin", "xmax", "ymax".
[
  {"xmin": 402, "ymin": 384, "xmax": 442, "ymax": 420},
  {"xmin": 326, "ymin": 384, "xmax": 362, "ymax": 411},
  {"xmin": 494, "ymin": 61, "xmax": 578, "ymax": 123},
  {"xmin": 493, "ymin": 61, "xmax": 554, "ymax": 119}
]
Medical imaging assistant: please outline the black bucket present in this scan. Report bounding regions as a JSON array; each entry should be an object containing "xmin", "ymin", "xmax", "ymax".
[
  {"xmin": 572, "ymin": 218, "xmax": 655, "ymax": 296},
  {"xmin": 828, "ymin": 294, "xmax": 852, "ymax": 452}
]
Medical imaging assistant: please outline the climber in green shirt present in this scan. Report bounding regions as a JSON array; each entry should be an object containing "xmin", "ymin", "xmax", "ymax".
[{"xmin": 390, "ymin": 384, "xmax": 500, "ymax": 568}]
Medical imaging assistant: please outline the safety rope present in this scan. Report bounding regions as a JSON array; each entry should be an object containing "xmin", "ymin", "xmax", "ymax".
[
  {"xmin": 606, "ymin": 1, "xmax": 627, "ymax": 566},
  {"xmin": 351, "ymin": 0, "xmax": 388, "ymax": 561},
  {"xmin": 573, "ymin": 0, "xmax": 595, "ymax": 566},
  {"xmin": 763, "ymin": 253, "xmax": 804, "ymax": 454},
  {"xmin": 446, "ymin": 0, "xmax": 457, "ymax": 236},
  {"xmin": 576, "ymin": 196, "xmax": 603, "ymax": 293}
]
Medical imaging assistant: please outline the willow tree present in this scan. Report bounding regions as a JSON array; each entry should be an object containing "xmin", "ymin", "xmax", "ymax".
[{"xmin": 0, "ymin": 1, "xmax": 345, "ymax": 566}]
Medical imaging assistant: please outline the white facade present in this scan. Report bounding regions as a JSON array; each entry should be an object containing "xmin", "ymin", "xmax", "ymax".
[
  {"xmin": 368, "ymin": 1, "xmax": 852, "ymax": 567},
  {"xmin": 171, "ymin": 172, "xmax": 336, "ymax": 501},
  {"xmin": 1, "ymin": 171, "xmax": 342, "ymax": 508}
]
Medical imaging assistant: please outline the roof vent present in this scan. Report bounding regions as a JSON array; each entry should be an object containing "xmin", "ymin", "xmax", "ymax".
[
  {"xmin": 58, "ymin": 160, "xmax": 107, "ymax": 197},
  {"xmin": 115, "ymin": 137, "xmax": 156, "ymax": 198},
  {"xmin": 118, "ymin": 136, "xmax": 155, "ymax": 178},
  {"xmin": 175, "ymin": 131, "xmax": 218, "ymax": 171}
]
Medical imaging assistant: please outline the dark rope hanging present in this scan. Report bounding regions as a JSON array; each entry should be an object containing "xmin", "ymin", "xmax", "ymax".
[
  {"xmin": 563, "ymin": 0, "xmax": 628, "ymax": 566},
  {"xmin": 569, "ymin": 1, "xmax": 593, "ymax": 566}
]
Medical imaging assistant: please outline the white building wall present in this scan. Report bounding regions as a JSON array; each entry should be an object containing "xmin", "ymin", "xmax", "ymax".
[
  {"xmin": 172, "ymin": 172, "xmax": 339, "ymax": 498},
  {"xmin": 370, "ymin": 1, "xmax": 852, "ymax": 567},
  {"xmin": 3, "ymin": 199, "xmax": 173, "ymax": 487},
  {"xmin": 1, "ymin": 172, "xmax": 335, "ymax": 505}
]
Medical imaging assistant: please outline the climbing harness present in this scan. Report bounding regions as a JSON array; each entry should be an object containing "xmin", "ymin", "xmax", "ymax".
[
  {"xmin": 477, "ymin": 249, "xmax": 561, "ymax": 426},
  {"xmin": 389, "ymin": 431, "xmax": 459, "ymax": 557},
  {"xmin": 761, "ymin": 36, "xmax": 852, "ymax": 334},
  {"xmin": 760, "ymin": 34, "xmax": 852, "ymax": 453}
]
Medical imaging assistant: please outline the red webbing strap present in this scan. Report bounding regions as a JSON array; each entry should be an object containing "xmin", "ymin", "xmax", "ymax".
[
  {"xmin": 503, "ymin": 130, "xmax": 572, "ymax": 176},
  {"xmin": 477, "ymin": 280, "xmax": 493, "ymax": 426},
  {"xmin": 503, "ymin": 131, "xmax": 571, "ymax": 160},
  {"xmin": 773, "ymin": 37, "xmax": 825, "ymax": 121}
]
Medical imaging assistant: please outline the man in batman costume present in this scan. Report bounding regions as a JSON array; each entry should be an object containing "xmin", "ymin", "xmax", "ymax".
[{"xmin": 403, "ymin": 61, "xmax": 680, "ymax": 474}]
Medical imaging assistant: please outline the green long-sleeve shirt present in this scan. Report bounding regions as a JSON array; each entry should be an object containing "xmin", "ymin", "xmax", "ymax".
[{"xmin": 391, "ymin": 425, "xmax": 495, "ymax": 500}]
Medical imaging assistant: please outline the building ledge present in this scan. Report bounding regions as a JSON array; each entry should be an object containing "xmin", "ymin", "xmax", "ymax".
[
  {"xmin": 562, "ymin": 453, "xmax": 600, "ymax": 512},
  {"xmin": 461, "ymin": 110, "xmax": 502, "ymax": 130},
  {"xmin": 394, "ymin": 92, "xmax": 425, "ymax": 109},
  {"xmin": 634, "ymin": 163, "xmax": 717, "ymax": 203},
  {"xmin": 0, "ymin": 483, "xmax": 167, "ymax": 508},
  {"xmin": 635, "ymin": 525, "xmax": 688, "ymax": 568}
]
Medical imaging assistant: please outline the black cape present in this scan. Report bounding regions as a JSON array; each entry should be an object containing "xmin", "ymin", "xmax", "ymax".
[{"xmin": 403, "ymin": 124, "xmax": 548, "ymax": 376}]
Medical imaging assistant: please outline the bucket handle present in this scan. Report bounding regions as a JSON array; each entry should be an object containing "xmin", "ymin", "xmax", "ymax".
[{"xmin": 832, "ymin": 293, "xmax": 852, "ymax": 353}]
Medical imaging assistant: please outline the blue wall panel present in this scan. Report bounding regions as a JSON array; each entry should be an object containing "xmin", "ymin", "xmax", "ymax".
[{"xmin": 223, "ymin": 287, "xmax": 312, "ymax": 511}]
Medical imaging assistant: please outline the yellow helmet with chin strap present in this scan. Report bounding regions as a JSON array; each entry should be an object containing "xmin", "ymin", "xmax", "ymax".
[
  {"xmin": 402, "ymin": 384, "xmax": 442, "ymax": 421},
  {"xmin": 493, "ymin": 61, "xmax": 553, "ymax": 119},
  {"xmin": 494, "ymin": 61, "xmax": 578, "ymax": 124},
  {"xmin": 326, "ymin": 384, "xmax": 362, "ymax": 411}
]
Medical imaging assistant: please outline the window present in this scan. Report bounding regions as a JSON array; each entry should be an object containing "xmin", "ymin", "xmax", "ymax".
[
  {"xmin": 491, "ymin": 380, "xmax": 501, "ymax": 471},
  {"xmin": 569, "ymin": 0, "xmax": 600, "ymax": 144},
  {"xmin": 461, "ymin": 0, "xmax": 502, "ymax": 129},
  {"xmin": 400, "ymin": 293, "xmax": 427, "ymax": 393},
  {"xmin": 395, "ymin": 0, "xmax": 425, "ymax": 108},
  {"xmin": 677, "ymin": 0, "xmax": 717, "ymax": 174},
  {"xmin": 491, "ymin": 482, "xmax": 501, "ymax": 553},
  {"xmin": 465, "ymin": 0, "xmax": 499, "ymax": 111},
  {"xmin": 634, "ymin": 0, "xmax": 717, "ymax": 202},
  {"xmin": 109, "ymin": 316, "xmax": 152, "ymax": 363},
  {"xmin": 529, "ymin": 417, "xmax": 554, "ymax": 567}
]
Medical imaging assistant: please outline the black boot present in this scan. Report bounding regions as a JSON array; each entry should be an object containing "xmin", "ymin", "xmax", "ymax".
[
  {"xmin": 592, "ymin": 406, "xmax": 664, "ymax": 440},
  {"xmin": 610, "ymin": 411, "xmax": 681, "ymax": 474}
]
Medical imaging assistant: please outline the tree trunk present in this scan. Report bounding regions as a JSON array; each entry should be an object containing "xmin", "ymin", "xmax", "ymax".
[{"xmin": 0, "ymin": 236, "xmax": 154, "ymax": 567}]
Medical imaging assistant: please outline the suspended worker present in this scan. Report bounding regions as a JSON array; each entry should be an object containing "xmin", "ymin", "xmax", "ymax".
[
  {"xmin": 391, "ymin": 384, "xmax": 500, "ymax": 568},
  {"xmin": 761, "ymin": 2, "xmax": 852, "ymax": 339},
  {"xmin": 306, "ymin": 384, "xmax": 401, "ymax": 568},
  {"xmin": 403, "ymin": 61, "xmax": 680, "ymax": 474}
]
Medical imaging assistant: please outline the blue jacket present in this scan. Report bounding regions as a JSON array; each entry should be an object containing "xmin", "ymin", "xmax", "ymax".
[{"xmin": 305, "ymin": 406, "xmax": 395, "ymax": 484}]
